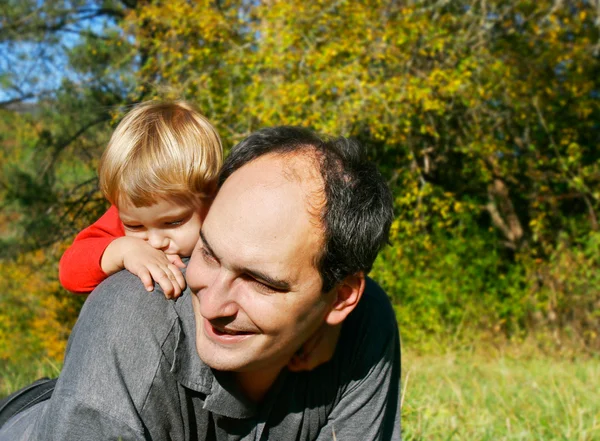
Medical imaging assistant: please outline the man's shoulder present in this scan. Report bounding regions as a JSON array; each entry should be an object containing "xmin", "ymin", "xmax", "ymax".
[
  {"xmin": 79, "ymin": 270, "xmax": 183, "ymax": 343},
  {"xmin": 91, "ymin": 269, "xmax": 177, "ymax": 312}
]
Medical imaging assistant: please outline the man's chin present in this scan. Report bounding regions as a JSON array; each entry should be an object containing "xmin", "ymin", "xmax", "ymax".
[
  {"xmin": 196, "ymin": 333, "xmax": 245, "ymax": 370},
  {"xmin": 196, "ymin": 343, "xmax": 247, "ymax": 372}
]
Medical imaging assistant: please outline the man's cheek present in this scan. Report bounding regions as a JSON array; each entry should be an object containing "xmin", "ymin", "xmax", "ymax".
[{"xmin": 185, "ymin": 260, "xmax": 202, "ymax": 292}]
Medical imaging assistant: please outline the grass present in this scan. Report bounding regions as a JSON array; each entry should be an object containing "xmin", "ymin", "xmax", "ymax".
[
  {"xmin": 401, "ymin": 349, "xmax": 600, "ymax": 440},
  {"xmin": 0, "ymin": 358, "xmax": 61, "ymax": 399},
  {"xmin": 2, "ymin": 348, "xmax": 599, "ymax": 440}
]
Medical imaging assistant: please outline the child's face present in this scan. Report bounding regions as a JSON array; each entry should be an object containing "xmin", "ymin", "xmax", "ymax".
[{"xmin": 118, "ymin": 198, "xmax": 208, "ymax": 258}]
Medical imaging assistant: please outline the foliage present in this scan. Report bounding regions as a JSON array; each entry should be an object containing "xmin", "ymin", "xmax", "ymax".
[
  {"xmin": 371, "ymin": 206, "xmax": 527, "ymax": 347},
  {"xmin": 128, "ymin": 0, "xmax": 600, "ymax": 249},
  {"xmin": 0, "ymin": 247, "xmax": 84, "ymax": 369},
  {"xmin": 523, "ymin": 232, "xmax": 600, "ymax": 349},
  {"xmin": 1, "ymin": 0, "xmax": 599, "ymax": 362},
  {"xmin": 124, "ymin": 0, "xmax": 600, "ymax": 349}
]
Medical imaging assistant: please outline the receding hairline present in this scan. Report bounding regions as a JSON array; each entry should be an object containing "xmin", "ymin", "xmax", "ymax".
[{"xmin": 230, "ymin": 148, "xmax": 326, "ymax": 209}]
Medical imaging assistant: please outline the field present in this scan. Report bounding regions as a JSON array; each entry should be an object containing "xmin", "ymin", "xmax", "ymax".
[
  {"xmin": 402, "ymin": 350, "xmax": 600, "ymax": 440},
  {"xmin": 2, "ymin": 348, "xmax": 598, "ymax": 440}
]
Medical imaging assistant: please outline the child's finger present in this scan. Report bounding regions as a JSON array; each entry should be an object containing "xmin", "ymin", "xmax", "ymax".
[
  {"xmin": 153, "ymin": 270, "xmax": 177, "ymax": 299},
  {"xmin": 137, "ymin": 269, "xmax": 155, "ymax": 292},
  {"xmin": 167, "ymin": 264, "xmax": 186, "ymax": 291},
  {"xmin": 167, "ymin": 254, "xmax": 186, "ymax": 268}
]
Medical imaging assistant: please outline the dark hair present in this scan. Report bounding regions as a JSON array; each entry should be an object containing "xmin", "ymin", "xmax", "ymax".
[{"xmin": 219, "ymin": 126, "xmax": 394, "ymax": 292}]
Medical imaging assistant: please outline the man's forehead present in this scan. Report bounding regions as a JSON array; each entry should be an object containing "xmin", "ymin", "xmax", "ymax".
[
  {"xmin": 219, "ymin": 152, "xmax": 324, "ymax": 208},
  {"xmin": 201, "ymin": 152, "xmax": 326, "ymax": 284},
  {"xmin": 278, "ymin": 150, "xmax": 323, "ymax": 184},
  {"xmin": 207, "ymin": 152, "xmax": 325, "ymax": 238}
]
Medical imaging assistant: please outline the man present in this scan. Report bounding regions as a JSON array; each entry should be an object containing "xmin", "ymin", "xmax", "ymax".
[{"xmin": 0, "ymin": 126, "xmax": 401, "ymax": 440}]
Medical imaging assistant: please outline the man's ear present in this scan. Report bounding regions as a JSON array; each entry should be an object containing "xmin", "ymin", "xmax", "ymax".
[{"xmin": 324, "ymin": 272, "xmax": 365, "ymax": 326}]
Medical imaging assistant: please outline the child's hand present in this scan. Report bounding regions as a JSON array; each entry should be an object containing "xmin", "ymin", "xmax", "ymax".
[
  {"xmin": 101, "ymin": 237, "xmax": 186, "ymax": 299},
  {"xmin": 287, "ymin": 322, "xmax": 342, "ymax": 372},
  {"xmin": 123, "ymin": 247, "xmax": 187, "ymax": 299}
]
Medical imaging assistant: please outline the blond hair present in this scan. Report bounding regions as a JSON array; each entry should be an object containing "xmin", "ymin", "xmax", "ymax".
[{"xmin": 99, "ymin": 101, "xmax": 223, "ymax": 207}]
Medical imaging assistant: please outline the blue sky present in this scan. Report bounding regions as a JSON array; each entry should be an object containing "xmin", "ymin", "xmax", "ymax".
[{"xmin": 0, "ymin": 11, "xmax": 114, "ymax": 105}]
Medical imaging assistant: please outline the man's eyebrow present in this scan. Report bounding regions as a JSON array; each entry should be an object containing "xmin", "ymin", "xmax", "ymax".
[{"xmin": 199, "ymin": 229, "xmax": 291, "ymax": 291}]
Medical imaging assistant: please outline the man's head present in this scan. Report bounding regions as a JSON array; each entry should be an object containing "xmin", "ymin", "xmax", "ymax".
[
  {"xmin": 186, "ymin": 126, "xmax": 393, "ymax": 389},
  {"xmin": 218, "ymin": 126, "xmax": 394, "ymax": 292},
  {"xmin": 99, "ymin": 100, "xmax": 223, "ymax": 209}
]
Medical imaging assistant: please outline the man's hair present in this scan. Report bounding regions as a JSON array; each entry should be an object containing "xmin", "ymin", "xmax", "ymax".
[
  {"xmin": 219, "ymin": 126, "xmax": 394, "ymax": 292},
  {"xmin": 99, "ymin": 101, "xmax": 223, "ymax": 207}
]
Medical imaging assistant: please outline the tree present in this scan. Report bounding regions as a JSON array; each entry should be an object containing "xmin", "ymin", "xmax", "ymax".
[
  {"xmin": 0, "ymin": 0, "xmax": 141, "ymax": 254},
  {"xmin": 1, "ymin": 0, "xmax": 599, "ymax": 354},
  {"xmin": 126, "ymin": 0, "xmax": 600, "ymax": 345}
]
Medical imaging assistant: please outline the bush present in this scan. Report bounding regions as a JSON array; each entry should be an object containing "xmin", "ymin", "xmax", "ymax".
[{"xmin": 523, "ymin": 232, "xmax": 600, "ymax": 349}]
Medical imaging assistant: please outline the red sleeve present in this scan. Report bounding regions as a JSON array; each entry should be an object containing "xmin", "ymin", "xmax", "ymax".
[{"xmin": 59, "ymin": 205, "xmax": 125, "ymax": 294}]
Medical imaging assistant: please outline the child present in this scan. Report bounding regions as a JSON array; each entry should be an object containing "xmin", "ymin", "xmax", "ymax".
[
  {"xmin": 59, "ymin": 101, "xmax": 222, "ymax": 299},
  {"xmin": 59, "ymin": 100, "xmax": 338, "ymax": 370}
]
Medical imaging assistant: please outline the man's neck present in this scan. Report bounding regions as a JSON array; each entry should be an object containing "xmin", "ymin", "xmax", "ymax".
[{"xmin": 235, "ymin": 365, "xmax": 283, "ymax": 403}]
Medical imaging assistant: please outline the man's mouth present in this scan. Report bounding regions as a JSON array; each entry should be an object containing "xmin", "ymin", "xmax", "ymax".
[
  {"xmin": 204, "ymin": 319, "xmax": 255, "ymax": 343},
  {"xmin": 212, "ymin": 326, "xmax": 253, "ymax": 336}
]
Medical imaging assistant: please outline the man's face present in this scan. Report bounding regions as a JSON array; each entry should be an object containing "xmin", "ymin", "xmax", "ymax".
[{"xmin": 186, "ymin": 153, "xmax": 335, "ymax": 378}]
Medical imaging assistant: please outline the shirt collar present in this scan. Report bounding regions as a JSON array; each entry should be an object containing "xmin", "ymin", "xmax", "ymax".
[{"xmin": 171, "ymin": 291, "xmax": 260, "ymax": 419}]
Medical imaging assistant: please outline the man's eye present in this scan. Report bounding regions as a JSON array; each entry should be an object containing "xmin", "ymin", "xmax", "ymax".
[
  {"xmin": 248, "ymin": 278, "xmax": 284, "ymax": 294},
  {"xmin": 200, "ymin": 247, "xmax": 217, "ymax": 263},
  {"xmin": 253, "ymin": 281, "xmax": 277, "ymax": 294}
]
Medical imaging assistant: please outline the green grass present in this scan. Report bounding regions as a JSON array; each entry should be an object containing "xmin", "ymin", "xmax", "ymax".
[
  {"xmin": 0, "ymin": 358, "xmax": 61, "ymax": 399},
  {"xmin": 401, "ymin": 350, "xmax": 600, "ymax": 440},
  {"xmin": 2, "ymin": 350, "xmax": 599, "ymax": 440}
]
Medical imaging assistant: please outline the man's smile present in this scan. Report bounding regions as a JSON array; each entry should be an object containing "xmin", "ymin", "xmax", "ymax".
[{"xmin": 203, "ymin": 318, "xmax": 255, "ymax": 344}]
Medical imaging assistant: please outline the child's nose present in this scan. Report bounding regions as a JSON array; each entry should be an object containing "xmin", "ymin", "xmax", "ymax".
[{"xmin": 147, "ymin": 230, "xmax": 169, "ymax": 250}]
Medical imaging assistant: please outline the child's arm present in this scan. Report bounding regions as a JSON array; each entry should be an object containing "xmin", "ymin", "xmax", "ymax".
[
  {"xmin": 60, "ymin": 206, "xmax": 187, "ymax": 298},
  {"xmin": 100, "ymin": 236, "xmax": 186, "ymax": 299},
  {"xmin": 59, "ymin": 206, "xmax": 125, "ymax": 294},
  {"xmin": 287, "ymin": 322, "xmax": 342, "ymax": 372}
]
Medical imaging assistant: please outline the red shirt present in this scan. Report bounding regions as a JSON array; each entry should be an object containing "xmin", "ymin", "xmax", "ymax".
[{"xmin": 59, "ymin": 206, "xmax": 124, "ymax": 294}]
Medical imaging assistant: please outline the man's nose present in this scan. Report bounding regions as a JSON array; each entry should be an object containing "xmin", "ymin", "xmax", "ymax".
[
  {"xmin": 199, "ymin": 271, "xmax": 238, "ymax": 320},
  {"xmin": 146, "ymin": 230, "xmax": 168, "ymax": 250}
]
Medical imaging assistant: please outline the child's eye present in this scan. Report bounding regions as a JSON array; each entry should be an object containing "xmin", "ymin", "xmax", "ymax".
[
  {"xmin": 166, "ymin": 219, "xmax": 184, "ymax": 227},
  {"xmin": 123, "ymin": 224, "xmax": 143, "ymax": 231}
]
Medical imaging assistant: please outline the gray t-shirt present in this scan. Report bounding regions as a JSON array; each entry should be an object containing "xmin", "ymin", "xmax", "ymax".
[{"xmin": 0, "ymin": 273, "xmax": 401, "ymax": 440}]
